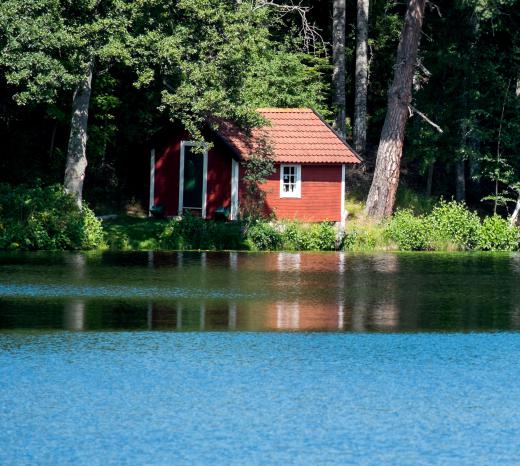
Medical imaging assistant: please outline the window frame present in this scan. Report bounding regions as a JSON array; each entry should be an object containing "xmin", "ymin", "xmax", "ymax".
[{"xmin": 279, "ymin": 164, "xmax": 302, "ymax": 198}]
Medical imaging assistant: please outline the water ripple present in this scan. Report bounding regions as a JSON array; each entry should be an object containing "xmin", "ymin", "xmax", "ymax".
[{"xmin": 0, "ymin": 283, "xmax": 256, "ymax": 300}]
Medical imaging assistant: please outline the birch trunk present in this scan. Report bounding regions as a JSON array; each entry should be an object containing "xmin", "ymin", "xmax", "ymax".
[
  {"xmin": 510, "ymin": 193, "xmax": 520, "ymax": 226},
  {"xmin": 332, "ymin": 0, "xmax": 346, "ymax": 137},
  {"xmin": 354, "ymin": 0, "xmax": 369, "ymax": 155},
  {"xmin": 364, "ymin": 0, "xmax": 426, "ymax": 220},
  {"xmin": 64, "ymin": 61, "xmax": 93, "ymax": 207}
]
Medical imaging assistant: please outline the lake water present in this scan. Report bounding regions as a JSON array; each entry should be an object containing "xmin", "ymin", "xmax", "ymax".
[{"xmin": 1, "ymin": 251, "xmax": 520, "ymax": 465}]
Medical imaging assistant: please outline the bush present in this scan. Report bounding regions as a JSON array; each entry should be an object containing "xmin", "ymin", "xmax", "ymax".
[
  {"xmin": 428, "ymin": 200, "xmax": 481, "ymax": 250},
  {"xmin": 306, "ymin": 222, "xmax": 337, "ymax": 251},
  {"xmin": 160, "ymin": 212, "xmax": 245, "ymax": 250},
  {"xmin": 477, "ymin": 215, "xmax": 519, "ymax": 251},
  {"xmin": 277, "ymin": 221, "xmax": 337, "ymax": 251},
  {"xmin": 0, "ymin": 183, "xmax": 104, "ymax": 250},
  {"xmin": 279, "ymin": 222, "xmax": 304, "ymax": 250},
  {"xmin": 245, "ymin": 220, "xmax": 338, "ymax": 251},
  {"xmin": 386, "ymin": 209, "xmax": 429, "ymax": 251},
  {"xmin": 383, "ymin": 200, "xmax": 519, "ymax": 252},
  {"xmin": 342, "ymin": 221, "xmax": 388, "ymax": 252},
  {"xmin": 245, "ymin": 222, "xmax": 282, "ymax": 251}
]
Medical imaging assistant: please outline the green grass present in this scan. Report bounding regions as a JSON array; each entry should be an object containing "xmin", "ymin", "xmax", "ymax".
[{"xmin": 103, "ymin": 215, "xmax": 169, "ymax": 251}]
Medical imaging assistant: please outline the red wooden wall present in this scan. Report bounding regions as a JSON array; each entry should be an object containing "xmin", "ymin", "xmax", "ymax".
[{"xmin": 239, "ymin": 164, "xmax": 343, "ymax": 222}]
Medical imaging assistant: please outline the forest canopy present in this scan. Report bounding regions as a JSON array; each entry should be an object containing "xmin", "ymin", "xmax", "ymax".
[{"xmin": 0, "ymin": 0, "xmax": 519, "ymax": 218}]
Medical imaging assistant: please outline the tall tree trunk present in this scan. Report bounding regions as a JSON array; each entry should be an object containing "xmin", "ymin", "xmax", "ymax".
[
  {"xmin": 64, "ymin": 61, "xmax": 93, "ymax": 207},
  {"xmin": 364, "ymin": 0, "xmax": 426, "ymax": 220},
  {"xmin": 332, "ymin": 0, "xmax": 346, "ymax": 137},
  {"xmin": 510, "ymin": 191, "xmax": 520, "ymax": 226},
  {"xmin": 354, "ymin": 0, "xmax": 369, "ymax": 155},
  {"xmin": 455, "ymin": 159, "xmax": 465, "ymax": 201}
]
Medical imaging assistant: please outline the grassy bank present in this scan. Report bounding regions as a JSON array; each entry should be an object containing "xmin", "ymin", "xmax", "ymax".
[
  {"xmin": 102, "ymin": 199, "xmax": 519, "ymax": 253},
  {"xmin": 103, "ymin": 216, "xmax": 169, "ymax": 251},
  {"xmin": 1, "ymin": 184, "xmax": 518, "ymax": 252}
]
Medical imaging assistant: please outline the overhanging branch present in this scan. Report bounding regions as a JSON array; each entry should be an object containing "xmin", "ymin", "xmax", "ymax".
[{"xmin": 409, "ymin": 104, "xmax": 444, "ymax": 133}]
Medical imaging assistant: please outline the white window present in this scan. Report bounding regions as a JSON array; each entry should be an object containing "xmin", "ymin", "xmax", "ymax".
[{"xmin": 280, "ymin": 164, "xmax": 301, "ymax": 198}]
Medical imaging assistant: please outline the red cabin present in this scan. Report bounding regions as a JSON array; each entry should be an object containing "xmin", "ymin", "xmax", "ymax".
[{"xmin": 150, "ymin": 108, "xmax": 361, "ymax": 224}]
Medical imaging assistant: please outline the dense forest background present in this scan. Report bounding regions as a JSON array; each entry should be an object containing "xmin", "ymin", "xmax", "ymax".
[{"xmin": 1, "ymin": 0, "xmax": 519, "ymax": 217}]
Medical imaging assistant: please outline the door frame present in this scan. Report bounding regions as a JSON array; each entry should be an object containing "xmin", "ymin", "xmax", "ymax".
[{"xmin": 178, "ymin": 140, "xmax": 208, "ymax": 218}]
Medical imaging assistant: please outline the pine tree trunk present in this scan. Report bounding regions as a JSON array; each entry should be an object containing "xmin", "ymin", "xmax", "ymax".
[
  {"xmin": 64, "ymin": 61, "xmax": 93, "ymax": 207},
  {"xmin": 354, "ymin": 0, "xmax": 369, "ymax": 155},
  {"xmin": 455, "ymin": 159, "xmax": 465, "ymax": 201},
  {"xmin": 364, "ymin": 0, "xmax": 426, "ymax": 220},
  {"xmin": 332, "ymin": 0, "xmax": 346, "ymax": 137}
]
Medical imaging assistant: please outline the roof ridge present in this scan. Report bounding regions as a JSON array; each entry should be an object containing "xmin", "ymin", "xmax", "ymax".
[{"xmin": 257, "ymin": 108, "xmax": 313, "ymax": 113}]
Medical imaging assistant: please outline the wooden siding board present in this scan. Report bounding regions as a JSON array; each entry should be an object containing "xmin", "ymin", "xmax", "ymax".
[{"xmin": 261, "ymin": 164, "xmax": 342, "ymax": 222}]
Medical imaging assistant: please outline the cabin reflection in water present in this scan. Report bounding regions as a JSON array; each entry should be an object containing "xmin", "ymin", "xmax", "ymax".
[
  {"xmin": 146, "ymin": 300, "xmax": 349, "ymax": 332},
  {"xmin": 143, "ymin": 251, "xmax": 402, "ymax": 332},
  {"xmin": 4, "ymin": 250, "xmax": 518, "ymax": 332}
]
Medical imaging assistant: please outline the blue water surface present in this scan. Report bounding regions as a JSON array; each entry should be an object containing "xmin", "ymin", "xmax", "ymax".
[{"xmin": 1, "ymin": 332, "xmax": 520, "ymax": 465}]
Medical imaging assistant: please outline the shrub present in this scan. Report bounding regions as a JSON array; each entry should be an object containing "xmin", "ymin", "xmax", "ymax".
[
  {"xmin": 246, "ymin": 220, "xmax": 338, "ymax": 251},
  {"xmin": 428, "ymin": 200, "xmax": 481, "ymax": 250},
  {"xmin": 78, "ymin": 205, "xmax": 105, "ymax": 249},
  {"xmin": 386, "ymin": 209, "xmax": 429, "ymax": 251},
  {"xmin": 160, "ymin": 212, "xmax": 245, "ymax": 250},
  {"xmin": 342, "ymin": 221, "xmax": 388, "ymax": 252},
  {"xmin": 279, "ymin": 222, "xmax": 304, "ymax": 250},
  {"xmin": 246, "ymin": 222, "xmax": 282, "ymax": 251},
  {"xmin": 277, "ymin": 221, "xmax": 337, "ymax": 251},
  {"xmin": 477, "ymin": 215, "xmax": 519, "ymax": 251},
  {"xmin": 0, "ymin": 183, "xmax": 104, "ymax": 250},
  {"xmin": 307, "ymin": 222, "xmax": 337, "ymax": 251}
]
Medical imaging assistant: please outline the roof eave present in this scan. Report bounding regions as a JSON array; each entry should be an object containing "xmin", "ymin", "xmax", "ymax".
[{"xmin": 212, "ymin": 129, "xmax": 243, "ymax": 162}]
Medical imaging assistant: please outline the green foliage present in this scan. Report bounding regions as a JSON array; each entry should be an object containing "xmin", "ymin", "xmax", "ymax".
[
  {"xmin": 0, "ymin": 0, "xmax": 132, "ymax": 104},
  {"xmin": 133, "ymin": 0, "xmax": 326, "ymax": 138},
  {"xmin": 246, "ymin": 222, "xmax": 282, "ymax": 251},
  {"xmin": 342, "ymin": 223, "xmax": 388, "ymax": 252},
  {"xmin": 477, "ymin": 215, "xmax": 519, "ymax": 251},
  {"xmin": 246, "ymin": 220, "xmax": 338, "ymax": 251},
  {"xmin": 428, "ymin": 200, "xmax": 481, "ymax": 250},
  {"xmin": 0, "ymin": 184, "xmax": 104, "ymax": 250},
  {"xmin": 103, "ymin": 215, "xmax": 167, "ymax": 250},
  {"xmin": 395, "ymin": 186, "xmax": 437, "ymax": 215},
  {"xmin": 160, "ymin": 212, "xmax": 244, "ymax": 250},
  {"xmin": 241, "ymin": 47, "xmax": 328, "ymax": 116},
  {"xmin": 386, "ymin": 210, "xmax": 429, "ymax": 251},
  {"xmin": 280, "ymin": 221, "xmax": 337, "ymax": 251},
  {"xmin": 385, "ymin": 200, "xmax": 519, "ymax": 252}
]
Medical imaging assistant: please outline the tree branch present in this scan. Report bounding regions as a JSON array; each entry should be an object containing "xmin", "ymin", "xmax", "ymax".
[
  {"xmin": 251, "ymin": 0, "xmax": 325, "ymax": 53},
  {"xmin": 426, "ymin": 1, "xmax": 442, "ymax": 17},
  {"xmin": 409, "ymin": 105, "xmax": 444, "ymax": 133}
]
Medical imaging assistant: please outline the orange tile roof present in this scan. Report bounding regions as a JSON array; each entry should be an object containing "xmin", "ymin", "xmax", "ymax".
[{"xmin": 217, "ymin": 108, "xmax": 361, "ymax": 164}]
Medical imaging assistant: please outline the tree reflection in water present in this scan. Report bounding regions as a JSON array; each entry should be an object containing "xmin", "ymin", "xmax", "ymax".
[{"xmin": 1, "ymin": 251, "xmax": 519, "ymax": 332}]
